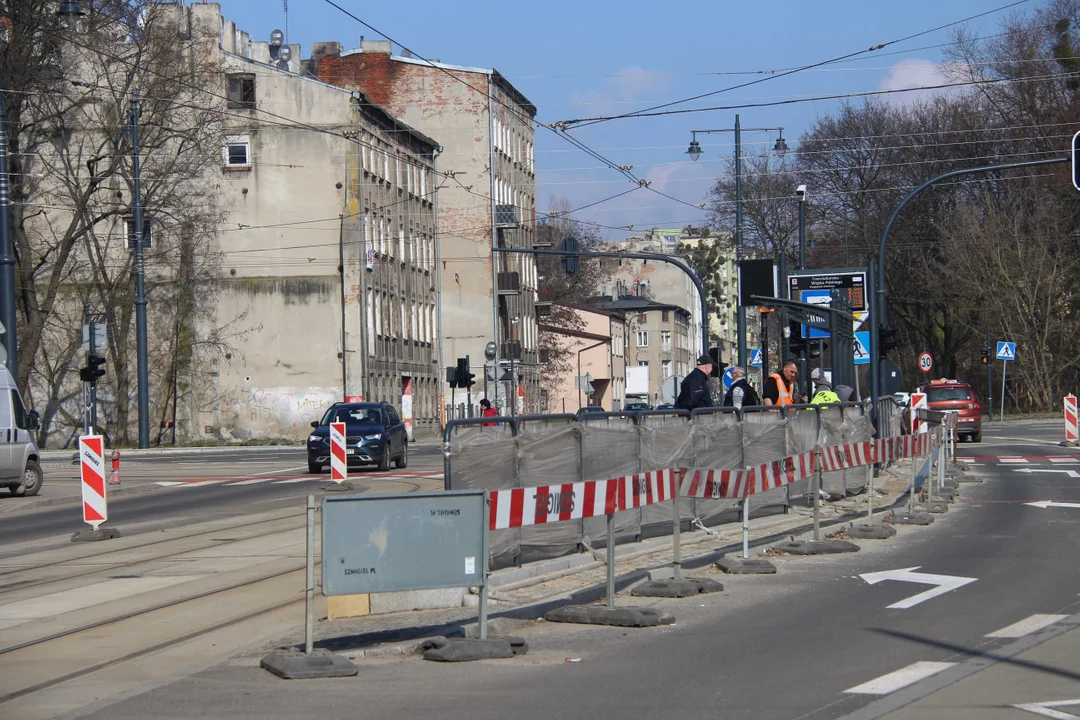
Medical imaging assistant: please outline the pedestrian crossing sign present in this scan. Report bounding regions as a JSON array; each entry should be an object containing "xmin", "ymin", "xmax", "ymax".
[
  {"xmin": 996, "ymin": 341, "xmax": 1016, "ymax": 361},
  {"xmin": 749, "ymin": 349, "xmax": 763, "ymax": 367},
  {"xmin": 853, "ymin": 331, "xmax": 870, "ymax": 365}
]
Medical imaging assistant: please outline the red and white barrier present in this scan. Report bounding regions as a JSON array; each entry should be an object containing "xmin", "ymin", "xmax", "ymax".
[
  {"xmin": 79, "ymin": 435, "xmax": 107, "ymax": 531},
  {"xmin": 682, "ymin": 450, "xmax": 818, "ymax": 500},
  {"xmin": 821, "ymin": 441, "xmax": 875, "ymax": 472},
  {"xmin": 746, "ymin": 450, "xmax": 819, "ymax": 496},
  {"xmin": 329, "ymin": 421, "xmax": 347, "ymax": 483},
  {"xmin": 489, "ymin": 469, "xmax": 677, "ymax": 531},
  {"xmin": 1066, "ymin": 395, "xmax": 1078, "ymax": 443},
  {"xmin": 910, "ymin": 392, "xmax": 927, "ymax": 434}
]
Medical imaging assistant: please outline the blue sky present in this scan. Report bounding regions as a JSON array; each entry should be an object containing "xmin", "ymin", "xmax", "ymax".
[{"xmin": 219, "ymin": 0, "xmax": 1028, "ymax": 239}]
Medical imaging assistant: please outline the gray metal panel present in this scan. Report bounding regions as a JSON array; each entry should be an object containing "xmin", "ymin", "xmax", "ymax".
[{"xmin": 322, "ymin": 490, "xmax": 486, "ymax": 596}]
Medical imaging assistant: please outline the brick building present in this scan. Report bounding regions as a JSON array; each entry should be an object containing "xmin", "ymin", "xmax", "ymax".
[{"xmin": 311, "ymin": 41, "xmax": 539, "ymax": 416}]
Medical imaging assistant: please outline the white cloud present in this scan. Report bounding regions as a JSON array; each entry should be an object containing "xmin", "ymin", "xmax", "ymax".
[
  {"xmin": 878, "ymin": 59, "xmax": 961, "ymax": 106},
  {"xmin": 571, "ymin": 65, "xmax": 672, "ymax": 115}
]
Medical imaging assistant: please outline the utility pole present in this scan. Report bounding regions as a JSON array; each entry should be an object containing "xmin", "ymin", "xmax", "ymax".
[
  {"xmin": 734, "ymin": 115, "xmax": 746, "ymax": 367},
  {"xmin": 986, "ymin": 327, "xmax": 993, "ymax": 422},
  {"xmin": 0, "ymin": 66, "xmax": 17, "ymax": 382},
  {"xmin": 128, "ymin": 93, "xmax": 150, "ymax": 448}
]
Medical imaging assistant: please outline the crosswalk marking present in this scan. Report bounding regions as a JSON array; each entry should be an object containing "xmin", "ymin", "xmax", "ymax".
[
  {"xmin": 986, "ymin": 614, "xmax": 1068, "ymax": 638},
  {"xmin": 844, "ymin": 661, "xmax": 956, "ymax": 695},
  {"xmin": 1049, "ymin": 457, "xmax": 1080, "ymax": 464},
  {"xmin": 999, "ymin": 457, "xmax": 1028, "ymax": 463}
]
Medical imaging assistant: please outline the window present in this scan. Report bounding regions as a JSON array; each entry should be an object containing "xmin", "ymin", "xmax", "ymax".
[
  {"xmin": 11, "ymin": 389, "xmax": 28, "ymax": 430},
  {"xmin": 661, "ymin": 330, "xmax": 671, "ymax": 351},
  {"xmin": 636, "ymin": 330, "xmax": 649, "ymax": 347},
  {"xmin": 662, "ymin": 360, "xmax": 672, "ymax": 379},
  {"xmin": 222, "ymin": 135, "xmax": 251, "ymax": 168},
  {"xmin": 123, "ymin": 217, "xmax": 152, "ymax": 250},
  {"xmin": 638, "ymin": 360, "xmax": 649, "ymax": 368},
  {"xmin": 662, "ymin": 311, "xmax": 670, "ymax": 322},
  {"xmin": 637, "ymin": 312, "xmax": 647, "ymax": 322},
  {"xmin": 227, "ymin": 74, "xmax": 256, "ymax": 109}
]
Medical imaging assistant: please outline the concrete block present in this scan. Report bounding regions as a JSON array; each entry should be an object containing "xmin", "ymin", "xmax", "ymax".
[
  {"xmin": 544, "ymin": 605, "xmax": 675, "ymax": 627},
  {"xmin": 369, "ymin": 587, "xmax": 465, "ymax": 614},
  {"xmin": 71, "ymin": 527, "xmax": 122, "ymax": 542},
  {"xmin": 420, "ymin": 637, "xmax": 526, "ymax": 662},
  {"xmin": 632, "ymin": 577, "xmax": 723, "ymax": 598},
  {"xmin": 915, "ymin": 500, "xmax": 949, "ymax": 513},
  {"xmin": 328, "ymin": 593, "xmax": 370, "ymax": 619},
  {"xmin": 322, "ymin": 481, "xmax": 355, "ymax": 493},
  {"xmin": 893, "ymin": 512, "xmax": 935, "ymax": 526},
  {"xmin": 845, "ymin": 524, "xmax": 896, "ymax": 540},
  {"xmin": 774, "ymin": 540, "xmax": 859, "ymax": 555},
  {"xmin": 260, "ymin": 648, "xmax": 358, "ymax": 679},
  {"xmin": 715, "ymin": 556, "xmax": 777, "ymax": 574}
]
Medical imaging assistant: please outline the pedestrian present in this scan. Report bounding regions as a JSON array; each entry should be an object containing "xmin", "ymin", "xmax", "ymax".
[
  {"xmin": 722, "ymin": 366, "xmax": 760, "ymax": 410},
  {"xmin": 835, "ymin": 384, "xmax": 855, "ymax": 403},
  {"xmin": 763, "ymin": 359, "xmax": 799, "ymax": 406},
  {"xmin": 810, "ymin": 368, "xmax": 841, "ymax": 405},
  {"xmin": 480, "ymin": 398, "xmax": 499, "ymax": 427},
  {"xmin": 676, "ymin": 354, "xmax": 716, "ymax": 411}
]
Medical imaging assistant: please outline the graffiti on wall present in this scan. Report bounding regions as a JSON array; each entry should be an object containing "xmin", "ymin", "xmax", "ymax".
[{"xmin": 235, "ymin": 386, "xmax": 339, "ymax": 439}]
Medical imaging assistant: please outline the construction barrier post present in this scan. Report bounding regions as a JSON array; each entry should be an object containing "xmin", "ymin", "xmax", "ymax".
[
  {"xmin": 1065, "ymin": 395, "xmax": 1078, "ymax": 445},
  {"xmin": 479, "ymin": 490, "xmax": 490, "ymax": 641},
  {"xmin": 305, "ymin": 495, "xmax": 315, "ymax": 655},
  {"xmin": 329, "ymin": 421, "xmax": 347, "ymax": 484},
  {"xmin": 109, "ymin": 450, "xmax": 121, "ymax": 485},
  {"xmin": 813, "ymin": 447, "xmax": 822, "ymax": 541},
  {"xmin": 672, "ymin": 480, "xmax": 683, "ymax": 583},
  {"xmin": 909, "ymin": 440, "xmax": 917, "ymax": 514},
  {"xmin": 606, "ymin": 512, "xmax": 616, "ymax": 608},
  {"xmin": 741, "ymin": 497, "xmax": 750, "ymax": 560},
  {"xmin": 72, "ymin": 434, "xmax": 120, "ymax": 542}
]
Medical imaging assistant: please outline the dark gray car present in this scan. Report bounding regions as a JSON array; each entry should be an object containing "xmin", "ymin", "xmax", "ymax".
[{"xmin": 306, "ymin": 402, "xmax": 408, "ymax": 473}]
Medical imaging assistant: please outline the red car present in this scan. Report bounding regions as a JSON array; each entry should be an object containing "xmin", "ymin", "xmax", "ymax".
[{"xmin": 921, "ymin": 379, "xmax": 982, "ymax": 442}]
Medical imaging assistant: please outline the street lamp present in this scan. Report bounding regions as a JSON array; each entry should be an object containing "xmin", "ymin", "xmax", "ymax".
[
  {"xmin": 685, "ymin": 116, "xmax": 788, "ymax": 367},
  {"xmin": 56, "ymin": 1, "xmax": 85, "ymax": 29}
]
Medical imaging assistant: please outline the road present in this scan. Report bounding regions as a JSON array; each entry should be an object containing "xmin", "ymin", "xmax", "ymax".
[
  {"xmin": 0, "ymin": 444, "xmax": 444, "ymax": 556},
  {"xmin": 67, "ymin": 418, "xmax": 1080, "ymax": 720}
]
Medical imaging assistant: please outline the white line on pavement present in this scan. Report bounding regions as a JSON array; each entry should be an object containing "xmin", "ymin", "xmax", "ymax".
[
  {"xmin": 251, "ymin": 464, "xmax": 308, "ymax": 476},
  {"xmin": 1049, "ymin": 457, "xmax": 1080, "ymax": 463},
  {"xmin": 224, "ymin": 478, "xmax": 273, "ymax": 486},
  {"xmin": 999, "ymin": 457, "xmax": 1028, "ymax": 463},
  {"xmin": 843, "ymin": 661, "xmax": 956, "ymax": 695},
  {"xmin": 986, "ymin": 614, "xmax": 1068, "ymax": 638},
  {"xmin": 274, "ymin": 478, "xmax": 319, "ymax": 484}
]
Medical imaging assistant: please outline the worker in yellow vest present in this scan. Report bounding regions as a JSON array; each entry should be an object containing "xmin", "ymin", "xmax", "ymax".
[
  {"xmin": 763, "ymin": 359, "xmax": 798, "ymax": 406},
  {"xmin": 810, "ymin": 368, "xmax": 842, "ymax": 405}
]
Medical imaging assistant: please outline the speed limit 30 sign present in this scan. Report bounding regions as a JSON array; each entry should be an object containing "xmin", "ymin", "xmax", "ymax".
[{"xmin": 918, "ymin": 352, "xmax": 933, "ymax": 375}]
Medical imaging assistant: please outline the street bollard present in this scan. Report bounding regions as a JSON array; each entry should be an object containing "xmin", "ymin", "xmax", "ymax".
[
  {"xmin": 909, "ymin": 442, "xmax": 918, "ymax": 514},
  {"xmin": 741, "ymin": 497, "xmax": 750, "ymax": 559},
  {"xmin": 109, "ymin": 450, "xmax": 121, "ymax": 485},
  {"xmin": 606, "ymin": 512, "xmax": 616, "ymax": 608},
  {"xmin": 672, "ymin": 482, "xmax": 683, "ymax": 583},
  {"xmin": 813, "ymin": 447, "xmax": 822, "ymax": 541},
  {"xmin": 305, "ymin": 495, "xmax": 315, "ymax": 655}
]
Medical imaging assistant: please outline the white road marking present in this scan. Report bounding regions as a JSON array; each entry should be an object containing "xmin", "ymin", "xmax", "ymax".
[
  {"xmin": 1013, "ymin": 699, "xmax": 1080, "ymax": 719},
  {"xmin": 1014, "ymin": 468, "xmax": 1080, "ymax": 478},
  {"xmin": 1025, "ymin": 501, "xmax": 1080, "ymax": 509},
  {"xmin": 274, "ymin": 478, "xmax": 320, "ymax": 484},
  {"xmin": 251, "ymin": 464, "xmax": 308, "ymax": 476},
  {"xmin": 844, "ymin": 661, "xmax": 956, "ymax": 695},
  {"xmin": 224, "ymin": 478, "xmax": 272, "ymax": 486},
  {"xmin": 1048, "ymin": 457, "xmax": 1080, "ymax": 463},
  {"xmin": 987, "ymin": 614, "xmax": 1068, "ymax": 638},
  {"xmin": 859, "ymin": 566, "xmax": 977, "ymax": 609},
  {"xmin": 999, "ymin": 457, "xmax": 1028, "ymax": 463}
]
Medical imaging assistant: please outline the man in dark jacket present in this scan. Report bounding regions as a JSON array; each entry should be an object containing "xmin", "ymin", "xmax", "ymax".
[
  {"xmin": 722, "ymin": 366, "xmax": 760, "ymax": 409},
  {"xmin": 676, "ymin": 354, "xmax": 716, "ymax": 411}
]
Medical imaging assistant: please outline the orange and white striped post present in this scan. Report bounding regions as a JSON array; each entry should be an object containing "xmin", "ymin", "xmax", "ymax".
[
  {"xmin": 1064, "ymin": 395, "xmax": 1078, "ymax": 446},
  {"xmin": 910, "ymin": 392, "xmax": 927, "ymax": 435},
  {"xmin": 329, "ymin": 421, "xmax": 347, "ymax": 483},
  {"xmin": 79, "ymin": 435, "xmax": 108, "ymax": 530}
]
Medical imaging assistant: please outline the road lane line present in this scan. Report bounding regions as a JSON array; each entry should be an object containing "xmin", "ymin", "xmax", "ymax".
[
  {"xmin": 251, "ymin": 465, "xmax": 308, "ymax": 476},
  {"xmin": 224, "ymin": 478, "xmax": 274, "ymax": 486},
  {"xmin": 987, "ymin": 614, "xmax": 1069, "ymax": 638},
  {"xmin": 999, "ymin": 457, "xmax": 1028, "ymax": 463},
  {"xmin": 843, "ymin": 661, "xmax": 956, "ymax": 695},
  {"xmin": 273, "ymin": 478, "xmax": 320, "ymax": 484}
]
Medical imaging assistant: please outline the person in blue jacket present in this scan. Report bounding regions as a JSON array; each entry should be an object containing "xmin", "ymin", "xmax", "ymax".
[{"xmin": 676, "ymin": 354, "xmax": 716, "ymax": 411}]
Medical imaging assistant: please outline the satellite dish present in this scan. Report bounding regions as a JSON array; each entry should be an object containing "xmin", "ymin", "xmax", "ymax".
[
  {"xmin": 269, "ymin": 29, "xmax": 284, "ymax": 47},
  {"xmin": 275, "ymin": 59, "xmax": 291, "ymax": 71},
  {"xmin": 278, "ymin": 45, "xmax": 292, "ymax": 63}
]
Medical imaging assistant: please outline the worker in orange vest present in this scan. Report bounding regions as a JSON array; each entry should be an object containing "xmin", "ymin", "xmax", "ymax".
[{"xmin": 763, "ymin": 359, "xmax": 799, "ymax": 406}]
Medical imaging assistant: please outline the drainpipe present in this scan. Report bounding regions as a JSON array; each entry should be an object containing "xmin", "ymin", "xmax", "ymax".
[{"xmin": 433, "ymin": 147, "xmax": 444, "ymax": 422}]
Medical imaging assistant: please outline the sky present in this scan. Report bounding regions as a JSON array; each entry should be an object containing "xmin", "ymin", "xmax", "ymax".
[{"xmin": 216, "ymin": 0, "xmax": 1033, "ymax": 240}]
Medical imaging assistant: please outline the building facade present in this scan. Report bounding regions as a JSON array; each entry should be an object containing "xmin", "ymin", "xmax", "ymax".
[
  {"xmin": 538, "ymin": 306, "xmax": 626, "ymax": 413},
  {"xmin": 312, "ymin": 41, "xmax": 539, "ymax": 417}
]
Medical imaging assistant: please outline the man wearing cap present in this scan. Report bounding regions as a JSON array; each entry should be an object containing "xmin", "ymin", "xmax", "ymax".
[
  {"xmin": 676, "ymin": 354, "xmax": 716, "ymax": 411},
  {"xmin": 810, "ymin": 368, "xmax": 841, "ymax": 405}
]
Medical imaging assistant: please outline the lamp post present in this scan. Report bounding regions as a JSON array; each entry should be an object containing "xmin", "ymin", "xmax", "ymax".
[
  {"xmin": 796, "ymin": 184, "xmax": 807, "ymax": 270},
  {"xmin": 687, "ymin": 116, "xmax": 788, "ymax": 367},
  {"xmin": 126, "ymin": 94, "xmax": 150, "ymax": 448}
]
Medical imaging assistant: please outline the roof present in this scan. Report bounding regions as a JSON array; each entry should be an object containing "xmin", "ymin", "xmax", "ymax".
[{"xmin": 587, "ymin": 296, "xmax": 691, "ymax": 316}]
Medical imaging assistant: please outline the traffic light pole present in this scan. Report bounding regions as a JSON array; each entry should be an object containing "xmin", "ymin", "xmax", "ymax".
[
  {"xmin": 986, "ymin": 327, "xmax": 993, "ymax": 422},
  {"xmin": 129, "ymin": 94, "xmax": 150, "ymax": 449},
  {"xmin": 872, "ymin": 156, "xmax": 1069, "ymax": 413}
]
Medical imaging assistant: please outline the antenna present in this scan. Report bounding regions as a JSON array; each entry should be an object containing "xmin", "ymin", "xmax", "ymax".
[{"xmin": 283, "ymin": 1, "xmax": 289, "ymax": 45}]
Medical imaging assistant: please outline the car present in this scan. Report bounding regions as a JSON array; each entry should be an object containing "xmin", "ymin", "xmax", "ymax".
[
  {"xmin": 655, "ymin": 403, "xmax": 675, "ymax": 411},
  {"xmin": 577, "ymin": 406, "xmax": 605, "ymax": 417},
  {"xmin": 892, "ymin": 392, "xmax": 911, "ymax": 407},
  {"xmin": 624, "ymin": 402, "xmax": 652, "ymax": 412},
  {"xmin": 307, "ymin": 402, "xmax": 409, "ymax": 473},
  {"xmin": 921, "ymin": 379, "xmax": 982, "ymax": 442}
]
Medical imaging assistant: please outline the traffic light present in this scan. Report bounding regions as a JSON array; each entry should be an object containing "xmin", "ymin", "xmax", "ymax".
[
  {"xmin": 1072, "ymin": 130, "xmax": 1080, "ymax": 192},
  {"xmin": 707, "ymin": 347, "xmax": 726, "ymax": 378},
  {"xmin": 981, "ymin": 347, "xmax": 989, "ymax": 365},
  {"xmin": 80, "ymin": 353, "xmax": 106, "ymax": 383},
  {"xmin": 446, "ymin": 366, "xmax": 459, "ymax": 389},
  {"xmin": 879, "ymin": 327, "xmax": 898, "ymax": 358},
  {"xmin": 455, "ymin": 357, "xmax": 476, "ymax": 389},
  {"xmin": 561, "ymin": 237, "xmax": 579, "ymax": 275}
]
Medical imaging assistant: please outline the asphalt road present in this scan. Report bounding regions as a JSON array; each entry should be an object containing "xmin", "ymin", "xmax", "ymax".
[
  {"xmin": 76, "ymin": 417, "xmax": 1080, "ymax": 720},
  {"xmin": 0, "ymin": 444, "xmax": 444, "ymax": 558}
]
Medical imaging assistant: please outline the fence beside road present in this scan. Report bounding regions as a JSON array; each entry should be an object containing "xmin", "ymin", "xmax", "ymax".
[{"xmin": 444, "ymin": 403, "xmax": 875, "ymax": 569}]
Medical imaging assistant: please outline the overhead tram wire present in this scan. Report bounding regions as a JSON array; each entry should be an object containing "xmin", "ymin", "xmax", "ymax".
[{"xmin": 561, "ymin": 0, "xmax": 1035, "ymax": 128}]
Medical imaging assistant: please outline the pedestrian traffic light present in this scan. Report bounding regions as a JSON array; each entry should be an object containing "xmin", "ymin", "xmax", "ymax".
[
  {"xmin": 80, "ymin": 353, "xmax": 106, "ymax": 383},
  {"xmin": 878, "ymin": 327, "xmax": 898, "ymax": 358},
  {"xmin": 981, "ymin": 347, "xmax": 989, "ymax": 365},
  {"xmin": 446, "ymin": 366, "xmax": 459, "ymax": 389},
  {"xmin": 561, "ymin": 237, "xmax": 579, "ymax": 275},
  {"xmin": 459, "ymin": 355, "xmax": 476, "ymax": 388}
]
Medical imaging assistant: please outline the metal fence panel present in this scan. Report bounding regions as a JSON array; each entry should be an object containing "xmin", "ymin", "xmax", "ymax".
[
  {"xmin": 742, "ymin": 406, "xmax": 789, "ymax": 511},
  {"xmin": 689, "ymin": 408, "xmax": 744, "ymax": 525}
]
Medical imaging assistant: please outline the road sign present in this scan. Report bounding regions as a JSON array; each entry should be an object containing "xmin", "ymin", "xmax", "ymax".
[
  {"xmin": 859, "ymin": 566, "xmax": 977, "ymax": 609},
  {"xmin": 329, "ymin": 422, "xmax": 347, "ymax": 483},
  {"xmin": 852, "ymin": 311, "xmax": 869, "ymax": 331},
  {"xmin": 81, "ymin": 322, "xmax": 107, "ymax": 352},
  {"xmin": 748, "ymin": 348, "xmax": 762, "ymax": 368},
  {"xmin": 918, "ymin": 352, "xmax": 933, "ymax": 374},
  {"xmin": 722, "ymin": 367, "xmax": 736, "ymax": 390},
  {"xmin": 790, "ymin": 270, "xmax": 867, "ymax": 339},
  {"xmin": 996, "ymin": 341, "xmax": 1016, "ymax": 360},
  {"xmin": 910, "ymin": 392, "xmax": 927, "ymax": 434},
  {"xmin": 853, "ymin": 331, "xmax": 870, "ymax": 366},
  {"xmin": 80, "ymin": 435, "xmax": 107, "ymax": 531}
]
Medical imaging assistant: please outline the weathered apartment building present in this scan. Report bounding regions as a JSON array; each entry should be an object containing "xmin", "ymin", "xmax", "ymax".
[
  {"xmin": 310, "ymin": 41, "xmax": 539, "ymax": 415},
  {"xmin": 539, "ymin": 306, "xmax": 626, "ymax": 413}
]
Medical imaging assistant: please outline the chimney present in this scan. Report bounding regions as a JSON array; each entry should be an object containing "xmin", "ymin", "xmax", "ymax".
[{"xmin": 361, "ymin": 39, "xmax": 392, "ymax": 55}]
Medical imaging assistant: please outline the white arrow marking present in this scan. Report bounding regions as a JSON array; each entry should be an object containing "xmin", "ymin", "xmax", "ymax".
[
  {"xmin": 859, "ymin": 566, "xmax": 977, "ymax": 609},
  {"xmin": 1014, "ymin": 468, "xmax": 1080, "ymax": 477},
  {"xmin": 1025, "ymin": 501, "xmax": 1080, "ymax": 509},
  {"xmin": 1013, "ymin": 699, "xmax": 1080, "ymax": 719}
]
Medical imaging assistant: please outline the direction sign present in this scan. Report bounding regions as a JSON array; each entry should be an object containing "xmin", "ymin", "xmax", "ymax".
[
  {"xmin": 801, "ymin": 290, "xmax": 832, "ymax": 339},
  {"xmin": 918, "ymin": 352, "xmax": 933, "ymax": 374},
  {"xmin": 853, "ymin": 331, "xmax": 870, "ymax": 366},
  {"xmin": 859, "ymin": 566, "xmax": 977, "ymax": 609},
  {"xmin": 996, "ymin": 341, "xmax": 1016, "ymax": 360},
  {"xmin": 722, "ymin": 367, "xmax": 736, "ymax": 390},
  {"xmin": 748, "ymin": 348, "xmax": 763, "ymax": 368}
]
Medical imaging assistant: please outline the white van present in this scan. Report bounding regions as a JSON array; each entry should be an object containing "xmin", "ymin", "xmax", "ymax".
[{"xmin": 0, "ymin": 364, "xmax": 42, "ymax": 496}]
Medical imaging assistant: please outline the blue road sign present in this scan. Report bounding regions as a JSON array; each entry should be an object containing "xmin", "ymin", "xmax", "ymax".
[
  {"xmin": 723, "ymin": 367, "xmax": 736, "ymax": 390},
  {"xmin": 800, "ymin": 290, "xmax": 832, "ymax": 339},
  {"xmin": 996, "ymin": 341, "xmax": 1016, "ymax": 361},
  {"xmin": 749, "ymin": 349, "xmax": 763, "ymax": 368},
  {"xmin": 853, "ymin": 331, "xmax": 871, "ymax": 366}
]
